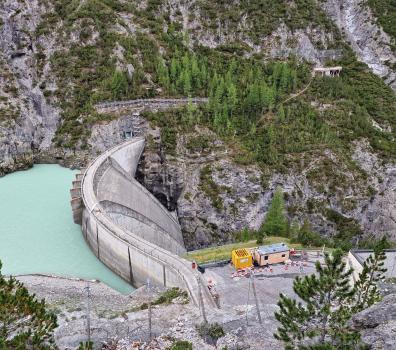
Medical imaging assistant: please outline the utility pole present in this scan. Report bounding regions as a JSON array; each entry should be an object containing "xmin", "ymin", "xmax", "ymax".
[
  {"xmin": 147, "ymin": 278, "xmax": 152, "ymax": 341},
  {"xmin": 251, "ymin": 273, "xmax": 262, "ymax": 324},
  {"xmin": 197, "ymin": 275, "xmax": 207, "ymax": 323},
  {"xmin": 84, "ymin": 282, "xmax": 91, "ymax": 343},
  {"xmin": 245, "ymin": 272, "xmax": 251, "ymax": 326}
]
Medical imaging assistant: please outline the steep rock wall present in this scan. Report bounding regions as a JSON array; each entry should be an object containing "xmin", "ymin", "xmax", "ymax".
[
  {"xmin": 0, "ymin": 0, "xmax": 62, "ymax": 175},
  {"xmin": 78, "ymin": 110, "xmax": 396, "ymax": 249},
  {"xmin": 324, "ymin": 0, "xmax": 396, "ymax": 90}
]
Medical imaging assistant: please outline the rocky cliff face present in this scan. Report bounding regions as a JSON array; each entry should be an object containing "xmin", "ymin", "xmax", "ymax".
[
  {"xmin": 324, "ymin": 0, "xmax": 396, "ymax": 90},
  {"xmin": 0, "ymin": 0, "xmax": 63, "ymax": 175},
  {"xmin": 82, "ymin": 109, "xmax": 395, "ymax": 249},
  {"xmin": 351, "ymin": 284, "xmax": 396, "ymax": 349}
]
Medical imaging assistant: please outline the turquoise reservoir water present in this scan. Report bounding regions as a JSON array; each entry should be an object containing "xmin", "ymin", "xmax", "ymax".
[{"xmin": 0, "ymin": 164, "xmax": 134, "ymax": 294}]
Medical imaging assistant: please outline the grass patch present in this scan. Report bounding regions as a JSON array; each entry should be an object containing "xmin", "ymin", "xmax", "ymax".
[
  {"xmin": 138, "ymin": 287, "xmax": 188, "ymax": 310},
  {"xmin": 169, "ymin": 340, "xmax": 192, "ymax": 350},
  {"xmin": 184, "ymin": 236, "xmax": 324, "ymax": 264}
]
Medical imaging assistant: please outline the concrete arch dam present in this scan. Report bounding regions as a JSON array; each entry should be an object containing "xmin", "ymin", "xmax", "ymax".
[{"xmin": 70, "ymin": 138, "xmax": 215, "ymax": 307}]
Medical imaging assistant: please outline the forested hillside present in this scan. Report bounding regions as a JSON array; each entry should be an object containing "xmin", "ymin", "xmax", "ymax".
[{"xmin": 0, "ymin": 0, "xmax": 395, "ymax": 248}]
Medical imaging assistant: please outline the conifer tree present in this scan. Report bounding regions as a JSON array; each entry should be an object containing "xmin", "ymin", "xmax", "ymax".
[
  {"xmin": 226, "ymin": 82, "xmax": 238, "ymax": 116},
  {"xmin": 280, "ymin": 65, "xmax": 291, "ymax": 91},
  {"xmin": 170, "ymin": 57, "xmax": 179, "ymax": 83},
  {"xmin": 275, "ymin": 246, "xmax": 387, "ymax": 349},
  {"xmin": 156, "ymin": 59, "xmax": 170, "ymax": 91},
  {"xmin": 277, "ymin": 105, "xmax": 285, "ymax": 122},
  {"xmin": 0, "ymin": 260, "xmax": 57, "ymax": 349},
  {"xmin": 182, "ymin": 70, "xmax": 192, "ymax": 95},
  {"xmin": 261, "ymin": 186, "xmax": 288, "ymax": 236},
  {"xmin": 191, "ymin": 55, "xmax": 201, "ymax": 90},
  {"xmin": 274, "ymin": 250, "xmax": 360, "ymax": 349},
  {"xmin": 186, "ymin": 98, "xmax": 197, "ymax": 127},
  {"xmin": 110, "ymin": 70, "xmax": 128, "ymax": 99},
  {"xmin": 200, "ymin": 63, "xmax": 208, "ymax": 89},
  {"xmin": 182, "ymin": 53, "xmax": 190, "ymax": 71},
  {"xmin": 351, "ymin": 238, "xmax": 387, "ymax": 313}
]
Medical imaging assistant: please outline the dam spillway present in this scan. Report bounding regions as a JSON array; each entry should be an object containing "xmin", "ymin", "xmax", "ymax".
[{"xmin": 72, "ymin": 138, "xmax": 215, "ymax": 307}]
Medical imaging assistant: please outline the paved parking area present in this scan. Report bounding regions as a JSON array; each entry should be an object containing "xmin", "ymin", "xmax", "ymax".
[{"xmin": 204, "ymin": 252, "xmax": 324, "ymax": 309}]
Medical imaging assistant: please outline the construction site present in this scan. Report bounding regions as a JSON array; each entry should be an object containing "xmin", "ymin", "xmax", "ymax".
[{"xmin": 198, "ymin": 244, "xmax": 325, "ymax": 313}]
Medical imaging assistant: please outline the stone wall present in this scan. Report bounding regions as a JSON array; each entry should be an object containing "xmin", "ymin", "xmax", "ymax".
[{"xmin": 95, "ymin": 98, "xmax": 209, "ymax": 115}]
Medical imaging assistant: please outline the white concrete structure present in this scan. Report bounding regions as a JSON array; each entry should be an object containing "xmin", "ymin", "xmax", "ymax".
[
  {"xmin": 347, "ymin": 249, "xmax": 396, "ymax": 283},
  {"xmin": 313, "ymin": 66, "xmax": 342, "ymax": 77},
  {"xmin": 71, "ymin": 138, "xmax": 217, "ymax": 309}
]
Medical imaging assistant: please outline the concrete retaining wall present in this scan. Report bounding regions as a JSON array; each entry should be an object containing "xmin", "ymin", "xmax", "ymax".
[
  {"xmin": 347, "ymin": 251, "xmax": 364, "ymax": 283},
  {"xmin": 95, "ymin": 97, "xmax": 208, "ymax": 109},
  {"xmin": 95, "ymin": 98, "xmax": 208, "ymax": 114}
]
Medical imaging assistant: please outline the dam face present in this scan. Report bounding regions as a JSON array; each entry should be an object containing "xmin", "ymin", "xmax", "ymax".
[{"xmin": 71, "ymin": 138, "xmax": 215, "ymax": 307}]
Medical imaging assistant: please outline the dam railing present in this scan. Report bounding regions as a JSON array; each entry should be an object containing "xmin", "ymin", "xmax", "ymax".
[{"xmin": 79, "ymin": 139, "xmax": 217, "ymax": 310}]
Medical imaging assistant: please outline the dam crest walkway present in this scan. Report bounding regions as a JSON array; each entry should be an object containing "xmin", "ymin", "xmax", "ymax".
[{"xmin": 71, "ymin": 138, "xmax": 216, "ymax": 310}]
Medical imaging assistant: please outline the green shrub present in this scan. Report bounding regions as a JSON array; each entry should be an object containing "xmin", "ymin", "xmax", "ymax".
[
  {"xmin": 199, "ymin": 165, "xmax": 224, "ymax": 211},
  {"xmin": 197, "ymin": 322, "xmax": 225, "ymax": 345},
  {"xmin": 78, "ymin": 341, "xmax": 93, "ymax": 350},
  {"xmin": 139, "ymin": 287, "xmax": 188, "ymax": 310},
  {"xmin": 170, "ymin": 340, "xmax": 192, "ymax": 350},
  {"xmin": 260, "ymin": 187, "xmax": 288, "ymax": 237},
  {"xmin": 367, "ymin": 0, "xmax": 396, "ymax": 43}
]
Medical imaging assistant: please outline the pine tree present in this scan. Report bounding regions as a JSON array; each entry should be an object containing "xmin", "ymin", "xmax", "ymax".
[
  {"xmin": 275, "ymin": 245, "xmax": 387, "ymax": 349},
  {"xmin": 186, "ymin": 97, "xmax": 197, "ymax": 127},
  {"xmin": 272, "ymin": 62, "xmax": 283, "ymax": 89},
  {"xmin": 182, "ymin": 53, "xmax": 190, "ymax": 71},
  {"xmin": 156, "ymin": 59, "xmax": 170, "ymax": 91},
  {"xmin": 182, "ymin": 70, "xmax": 192, "ymax": 95},
  {"xmin": 280, "ymin": 65, "xmax": 290, "ymax": 91},
  {"xmin": 296, "ymin": 220, "xmax": 325, "ymax": 247},
  {"xmin": 226, "ymin": 82, "xmax": 238, "ymax": 116},
  {"xmin": 274, "ymin": 250, "xmax": 360, "ymax": 349},
  {"xmin": 351, "ymin": 238, "xmax": 387, "ymax": 313},
  {"xmin": 0, "ymin": 260, "xmax": 57, "ymax": 349},
  {"xmin": 110, "ymin": 70, "xmax": 128, "ymax": 99},
  {"xmin": 277, "ymin": 105, "xmax": 285, "ymax": 122},
  {"xmin": 170, "ymin": 57, "xmax": 179, "ymax": 83},
  {"xmin": 200, "ymin": 62, "xmax": 208, "ymax": 90},
  {"xmin": 191, "ymin": 55, "xmax": 201, "ymax": 90},
  {"xmin": 261, "ymin": 187, "xmax": 288, "ymax": 236}
]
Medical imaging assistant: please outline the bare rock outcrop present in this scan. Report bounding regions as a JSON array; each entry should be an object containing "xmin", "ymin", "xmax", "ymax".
[
  {"xmin": 324, "ymin": 0, "xmax": 396, "ymax": 90},
  {"xmin": 351, "ymin": 291, "xmax": 396, "ymax": 349},
  {"xmin": 0, "ymin": 0, "xmax": 61, "ymax": 175}
]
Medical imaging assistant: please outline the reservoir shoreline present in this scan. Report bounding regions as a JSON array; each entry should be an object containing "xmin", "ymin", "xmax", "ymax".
[{"xmin": 0, "ymin": 164, "xmax": 134, "ymax": 294}]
